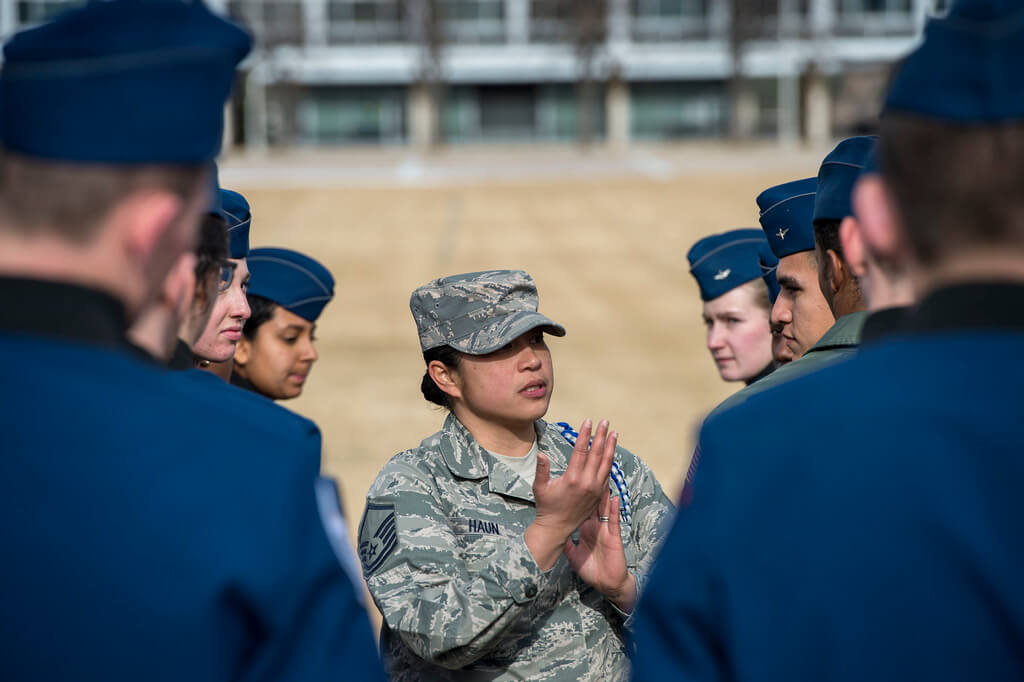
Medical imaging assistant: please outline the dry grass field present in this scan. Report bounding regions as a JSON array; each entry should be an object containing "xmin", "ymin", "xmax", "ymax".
[{"xmin": 221, "ymin": 142, "xmax": 829, "ymax": 536}]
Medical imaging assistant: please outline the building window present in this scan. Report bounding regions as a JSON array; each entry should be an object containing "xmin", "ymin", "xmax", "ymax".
[
  {"xmin": 327, "ymin": 0, "xmax": 406, "ymax": 44},
  {"xmin": 632, "ymin": 0, "xmax": 710, "ymax": 41},
  {"xmin": 297, "ymin": 87, "xmax": 406, "ymax": 144},
  {"xmin": 836, "ymin": 0, "xmax": 914, "ymax": 36},
  {"xmin": 631, "ymin": 82, "xmax": 726, "ymax": 139},
  {"xmin": 228, "ymin": 0, "xmax": 304, "ymax": 47},
  {"xmin": 441, "ymin": 0, "xmax": 505, "ymax": 44},
  {"xmin": 529, "ymin": 0, "xmax": 571, "ymax": 43}
]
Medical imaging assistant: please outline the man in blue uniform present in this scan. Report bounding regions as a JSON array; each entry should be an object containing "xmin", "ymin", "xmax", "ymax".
[
  {"xmin": 633, "ymin": 1, "xmax": 1024, "ymax": 679},
  {"xmin": 0, "ymin": 2, "xmax": 384, "ymax": 680}
]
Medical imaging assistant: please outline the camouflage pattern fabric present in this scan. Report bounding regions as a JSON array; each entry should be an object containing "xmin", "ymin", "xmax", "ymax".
[
  {"xmin": 410, "ymin": 270, "xmax": 566, "ymax": 355},
  {"xmin": 359, "ymin": 414, "xmax": 675, "ymax": 681}
]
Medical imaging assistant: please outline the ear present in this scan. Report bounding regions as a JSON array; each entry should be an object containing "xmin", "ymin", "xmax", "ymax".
[
  {"xmin": 839, "ymin": 216, "xmax": 867, "ymax": 279},
  {"xmin": 852, "ymin": 175, "xmax": 905, "ymax": 265},
  {"xmin": 428, "ymin": 359, "xmax": 462, "ymax": 401},
  {"xmin": 162, "ymin": 253, "xmax": 197, "ymax": 318},
  {"xmin": 234, "ymin": 335, "xmax": 251, "ymax": 368},
  {"xmin": 113, "ymin": 189, "xmax": 187, "ymax": 265},
  {"xmin": 825, "ymin": 248, "xmax": 846, "ymax": 295}
]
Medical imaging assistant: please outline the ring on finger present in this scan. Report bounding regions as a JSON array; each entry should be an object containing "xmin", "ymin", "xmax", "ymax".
[{"xmin": 597, "ymin": 516, "xmax": 611, "ymax": 522}]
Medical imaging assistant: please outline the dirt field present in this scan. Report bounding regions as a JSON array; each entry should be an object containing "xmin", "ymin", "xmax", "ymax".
[{"xmin": 222, "ymin": 142, "xmax": 828, "ymax": 533}]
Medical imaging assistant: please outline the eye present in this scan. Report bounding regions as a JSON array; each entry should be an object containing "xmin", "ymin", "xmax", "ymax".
[
  {"xmin": 282, "ymin": 336, "xmax": 298, "ymax": 345},
  {"xmin": 531, "ymin": 331, "xmax": 545, "ymax": 345}
]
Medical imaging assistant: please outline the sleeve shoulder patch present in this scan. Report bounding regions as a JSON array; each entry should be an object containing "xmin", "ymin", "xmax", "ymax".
[{"xmin": 358, "ymin": 502, "xmax": 398, "ymax": 578}]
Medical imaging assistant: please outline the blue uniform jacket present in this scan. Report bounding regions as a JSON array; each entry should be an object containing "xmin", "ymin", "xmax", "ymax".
[
  {"xmin": 0, "ymin": 279, "xmax": 384, "ymax": 682},
  {"xmin": 632, "ymin": 283, "xmax": 1024, "ymax": 681}
]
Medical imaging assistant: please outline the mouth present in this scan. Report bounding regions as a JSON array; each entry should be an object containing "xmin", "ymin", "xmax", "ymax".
[
  {"xmin": 288, "ymin": 372, "xmax": 308, "ymax": 384},
  {"xmin": 221, "ymin": 327, "xmax": 242, "ymax": 341},
  {"xmin": 714, "ymin": 357, "xmax": 734, "ymax": 366},
  {"xmin": 519, "ymin": 380, "xmax": 548, "ymax": 399}
]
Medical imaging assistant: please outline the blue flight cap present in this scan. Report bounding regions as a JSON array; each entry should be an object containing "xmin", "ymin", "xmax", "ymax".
[
  {"xmin": 885, "ymin": 0, "xmax": 1024, "ymax": 122},
  {"xmin": 220, "ymin": 189, "xmax": 250, "ymax": 259},
  {"xmin": 859, "ymin": 146, "xmax": 879, "ymax": 178},
  {"xmin": 0, "ymin": 0, "xmax": 251, "ymax": 164},
  {"xmin": 814, "ymin": 136, "xmax": 878, "ymax": 224},
  {"xmin": 207, "ymin": 163, "xmax": 224, "ymax": 216},
  {"xmin": 757, "ymin": 178, "xmax": 817, "ymax": 258},
  {"xmin": 756, "ymin": 237, "xmax": 781, "ymax": 302},
  {"xmin": 246, "ymin": 248, "xmax": 335, "ymax": 323},
  {"xmin": 688, "ymin": 229, "xmax": 776, "ymax": 302}
]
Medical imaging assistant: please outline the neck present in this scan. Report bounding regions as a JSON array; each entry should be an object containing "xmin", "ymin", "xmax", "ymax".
[
  {"xmin": 0, "ymin": 232, "xmax": 141, "ymax": 317},
  {"xmin": 915, "ymin": 250, "xmax": 1024, "ymax": 297},
  {"xmin": 127, "ymin": 306, "xmax": 178, "ymax": 363},
  {"xmin": 453, "ymin": 406, "xmax": 536, "ymax": 457},
  {"xmin": 196, "ymin": 357, "xmax": 234, "ymax": 381}
]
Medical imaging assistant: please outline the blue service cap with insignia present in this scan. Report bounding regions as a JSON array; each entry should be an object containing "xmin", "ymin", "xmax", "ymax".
[
  {"xmin": 885, "ymin": 0, "xmax": 1024, "ymax": 122},
  {"xmin": 757, "ymin": 178, "xmax": 817, "ymax": 258},
  {"xmin": 246, "ymin": 248, "xmax": 335, "ymax": 322},
  {"xmin": 219, "ymin": 189, "xmax": 250, "ymax": 259},
  {"xmin": 814, "ymin": 136, "xmax": 877, "ymax": 224},
  {"xmin": 688, "ymin": 229, "xmax": 777, "ymax": 302},
  {"xmin": 0, "ymin": 0, "xmax": 251, "ymax": 164}
]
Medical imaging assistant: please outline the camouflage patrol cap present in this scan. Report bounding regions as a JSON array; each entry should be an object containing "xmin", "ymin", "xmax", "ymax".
[{"xmin": 410, "ymin": 270, "xmax": 566, "ymax": 355}]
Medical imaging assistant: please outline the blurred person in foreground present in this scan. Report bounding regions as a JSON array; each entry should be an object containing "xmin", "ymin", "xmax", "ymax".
[
  {"xmin": 192, "ymin": 187, "xmax": 251, "ymax": 380},
  {"xmin": 231, "ymin": 247, "xmax": 334, "ymax": 400},
  {"xmin": 359, "ymin": 269, "xmax": 673, "ymax": 681},
  {"xmin": 0, "ymin": 2, "xmax": 384, "ymax": 680},
  {"xmin": 633, "ymin": 1, "xmax": 1024, "ymax": 679},
  {"xmin": 687, "ymin": 229, "xmax": 780, "ymax": 387},
  {"xmin": 128, "ymin": 175, "xmax": 228, "ymax": 367}
]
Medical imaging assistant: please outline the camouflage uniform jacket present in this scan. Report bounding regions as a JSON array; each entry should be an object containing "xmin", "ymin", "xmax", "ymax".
[{"xmin": 358, "ymin": 414, "xmax": 674, "ymax": 681}]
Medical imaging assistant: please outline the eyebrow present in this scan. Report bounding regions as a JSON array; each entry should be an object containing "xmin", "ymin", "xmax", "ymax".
[{"xmin": 777, "ymin": 274, "xmax": 801, "ymax": 290}]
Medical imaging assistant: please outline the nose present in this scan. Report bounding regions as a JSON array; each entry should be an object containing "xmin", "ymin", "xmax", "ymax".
[
  {"xmin": 518, "ymin": 344, "xmax": 541, "ymax": 371},
  {"xmin": 231, "ymin": 290, "xmax": 251, "ymax": 321},
  {"xmin": 771, "ymin": 295, "xmax": 791, "ymax": 327},
  {"xmin": 707, "ymin": 323, "xmax": 726, "ymax": 351},
  {"xmin": 300, "ymin": 336, "xmax": 318, "ymax": 363}
]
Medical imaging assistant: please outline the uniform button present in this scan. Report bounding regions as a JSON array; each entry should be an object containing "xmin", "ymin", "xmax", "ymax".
[{"xmin": 524, "ymin": 584, "xmax": 537, "ymax": 598}]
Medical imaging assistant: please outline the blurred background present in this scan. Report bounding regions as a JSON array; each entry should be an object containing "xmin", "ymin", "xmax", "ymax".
[{"xmin": 3, "ymin": 0, "xmax": 946, "ymax": 528}]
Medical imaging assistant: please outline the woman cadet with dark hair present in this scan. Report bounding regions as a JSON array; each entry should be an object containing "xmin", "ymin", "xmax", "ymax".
[
  {"xmin": 358, "ymin": 269, "xmax": 673, "ymax": 681},
  {"xmin": 686, "ymin": 228, "xmax": 782, "ymax": 386},
  {"xmin": 231, "ymin": 247, "xmax": 335, "ymax": 400}
]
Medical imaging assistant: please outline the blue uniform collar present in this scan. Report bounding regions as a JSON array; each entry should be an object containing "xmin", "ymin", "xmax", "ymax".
[
  {"xmin": 0, "ymin": 276, "xmax": 128, "ymax": 351},
  {"xmin": 910, "ymin": 283, "xmax": 1024, "ymax": 333}
]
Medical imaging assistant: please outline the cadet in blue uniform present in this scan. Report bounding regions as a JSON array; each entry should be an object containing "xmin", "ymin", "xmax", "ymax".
[
  {"xmin": 0, "ymin": 3, "xmax": 384, "ymax": 680},
  {"xmin": 231, "ymin": 247, "xmax": 335, "ymax": 400},
  {"xmin": 193, "ymin": 187, "xmax": 252, "ymax": 379},
  {"xmin": 812, "ymin": 136, "xmax": 873, "ymax": 324},
  {"xmin": 758, "ymin": 178, "xmax": 835, "ymax": 361},
  {"xmin": 687, "ymin": 229, "xmax": 779, "ymax": 386},
  {"xmin": 128, "ymin": 168, "xmax": 229, "ymax": 367},
  {"xmin": 633, "ymin": 2, "xmax": 1024, "ymax": 679}
]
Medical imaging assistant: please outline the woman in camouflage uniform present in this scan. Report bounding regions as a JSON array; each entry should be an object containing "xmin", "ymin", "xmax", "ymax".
[{"xmin": 358, "ymin": 269, "xmax": 674, "ymax": 681}]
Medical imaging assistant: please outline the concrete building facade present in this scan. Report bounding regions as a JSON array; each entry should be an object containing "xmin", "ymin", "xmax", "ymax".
[{"xmin": 1, "ymin": 0, "xmax": 950, "ymax": 148}]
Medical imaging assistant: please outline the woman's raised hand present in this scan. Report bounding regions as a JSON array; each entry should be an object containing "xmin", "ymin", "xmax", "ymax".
[{"xmin": 524, "ymin": 419, "xmax": 617, "ymax": 570}]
